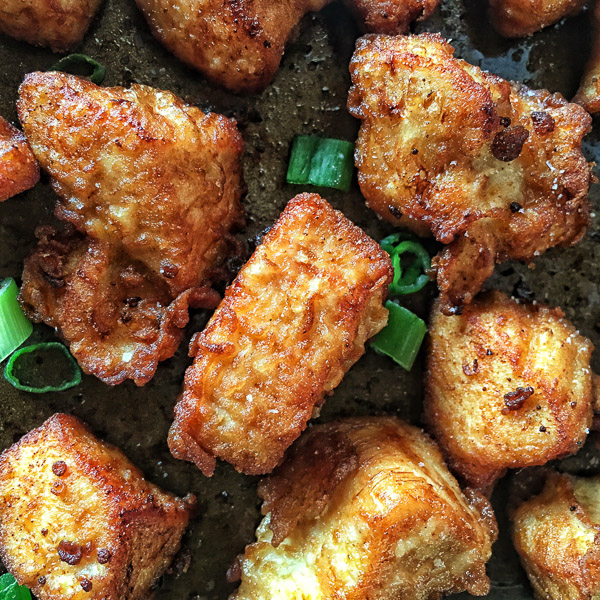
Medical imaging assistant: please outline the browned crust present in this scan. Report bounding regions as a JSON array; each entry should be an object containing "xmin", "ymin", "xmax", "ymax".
[
  {"xmin": 348, "ymin": 33, "xmax": 592, "ymax": 314},
  {"xmin": 168, "ymin": 193, "xmax": 393, "ymax": 476},
  {"xmin": 424, "ymin": 290, "xmax": 594, "ymax": 492},
  {"xmin": 0, "ymin": 0, "xmax": 104, "ymax": 51},
  {"xmin": 0, "ymin": 116, "xmax": 39, "ymax": 202},
  {"xmin": 573, "ymin": 0, "xmax": 600, "ymax": 114},
  {"xmin": 488, "ymin": 0, "xmax": 587, "ymax": 38},
  {"xmin": 20, "ymin": 226, "xmax": 220, "ymax": 386},
  {"xmin": 512, "ymin": 472, "xmax": 600, "ymax": 600},
  {"xmin": 0, "ymin": 413, "xmax": 194, "ymax": 600},
  {"xmin": 135, "ymin": 0, "xmax": 440, "ymax": 94},
  {"xmin": 233, "ymin": 417, "xmax": 497, "ymax": 599}
]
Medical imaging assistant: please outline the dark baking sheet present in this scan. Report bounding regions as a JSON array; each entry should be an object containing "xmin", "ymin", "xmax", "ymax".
[{"xmin": 0, "ymin": 1, "xmax": 598, "ymax": 598}]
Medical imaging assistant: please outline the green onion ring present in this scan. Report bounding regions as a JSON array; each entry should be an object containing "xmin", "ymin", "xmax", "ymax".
[{"xmin": 50, "ymin": 54, "xmax": 106, "ymax": 85}]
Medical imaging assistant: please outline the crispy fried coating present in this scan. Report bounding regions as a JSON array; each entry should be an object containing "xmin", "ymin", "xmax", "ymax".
[
  {"xmin": 424, "ymin": 290, "xmax": 594, "ymax": 493},
  {"xmin": 0, "ymin": 0, "xmax": 103, "ymax": 51},
  {"xmin": 135, "ymin": 0, "xmax": 439, "ymax": 94},
  {"xmin": 512, "ymin": 472, "xmax": 600, "ymax": 600},
  {"xmin": 348, "ymin": 33, "xmax": 592, "ymax": 314},
  {"xmin": 488, "ymin": 0, "xmax": 586, "ymax": 37},
  {"xmin": 574, "ymin": 0, "xmax": 600, "ymax": 115},
  {"xmin": 232, "ymin": 417, "xmax": 497, "ymax": 600},
  {"xmin": 0, "ymin": 413, "xmax": 194, "ymax": 600},
  {"xmin": 168, "ymin": 194, "xmax": 392, "ymax": 476},
  {"xmin": 0, "ymin": 116, "xmax": 39, "ymax": 202},
  {"xmin": 20, "ymin": 226, "xmax": 220, "ymax": 386},
  {"xmin": 18, "ymin": 72, "xmax": 244, "ymax": 297}
]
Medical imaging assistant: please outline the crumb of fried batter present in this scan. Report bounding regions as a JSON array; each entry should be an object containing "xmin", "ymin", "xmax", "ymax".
[
  {"xmin": 348, "ymin": 33, "xmax": 592, "ymax": 315},
  {"xmin": 0, "ymin": 116, "xmax": 39, "ymax": 202},
  {"xmin": 232, "ymin": 417, "xmax": 497, "ymax": 599},
  {"xmin": 0, "ymin": 413, "xmax": 194, "ymax": 600},
  {"xmin": 168, "ymin": 194, "xmax": 393, "ymax": 476},
  {"xmin": 512, "ymin": 472, "xmax": 600, "ymax": 600},
  {"xmin": 425, "ymin": 290, "xmax": 594, "ymax": 493}
]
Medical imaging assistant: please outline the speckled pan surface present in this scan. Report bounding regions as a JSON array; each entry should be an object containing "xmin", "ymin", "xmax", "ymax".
[{"xmin": 0, "ymin": 1, "xmax": 598, "ymax": 598}]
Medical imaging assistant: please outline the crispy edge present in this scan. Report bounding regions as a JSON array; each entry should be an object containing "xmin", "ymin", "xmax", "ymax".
[{"xmin": 573, "ymin": 0, "xmax": 600, "ymax": 114}]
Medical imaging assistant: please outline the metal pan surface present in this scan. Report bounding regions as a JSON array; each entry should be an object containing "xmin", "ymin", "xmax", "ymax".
[{"xmin": 0, "ymin": 0, "xmax": 598, "ymax": 597}]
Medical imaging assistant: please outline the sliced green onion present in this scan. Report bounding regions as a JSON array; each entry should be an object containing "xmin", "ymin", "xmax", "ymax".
[
  {"xmin": 371, "ymin": 301, "xmax": 427, "ymax": 371},
  {"xmin": 0, "ymin": 573, "xmax": 32, "ymax": 600},
  {"xmin": 4, "ymin": 342, "xmax": 81, "ymax": 393},
  {"xmin": 0, "ymin": 278, "xmax": 33, "ymax": 363},
  {"xmin": 50, "ymin": 54, "xmax": 106, "ymax": 85},
  {"xmin": 380, "ymin": 233, "xmax": 431, "ymax": 296},
  {"xmin": 287, "ymin": 135, "xmax": 354, "ymax": 191}
]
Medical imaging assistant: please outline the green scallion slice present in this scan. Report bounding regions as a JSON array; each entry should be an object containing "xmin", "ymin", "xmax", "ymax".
[
  {"xmin": 287, "ymin": 135, "xmax": 354, "ymax": 192},
  {"xmin": 4, "ymin": 342, "xmax": 82, "ymax": 393},
  {"xmin": 371, "ymin": 301, "xmax": 427, "ymax": 371},
  {"xmin": 50, "ymin": 54, "xmax": 106, "ymax": 85},
  {"xmin": 0, "ymin": 573, "xmax": 32, "ymax": 600},
  {"xmin": 380, "ymin": 233, "xmax": 431, "ymax": 296},
  {"xmin": 0, "ymin": 278, "xmax": 33, "ymax": 363}
]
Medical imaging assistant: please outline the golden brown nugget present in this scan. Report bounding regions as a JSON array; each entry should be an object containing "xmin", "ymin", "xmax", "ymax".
[
  {"xmin": 18, "ymin": 72, "xmax": 244, "ymax": 297},
  {"xmin": 231, "ymin": 417, "xmax": 497, "ymax": 600},
  {"xmin": 135, "ymin": 0, "xmax": 439, "ymax": 94},
  {"xmin": 512, "ymin": 472, "xmax": 600, "ymax": 600},
  {"xmin": 0, "ymin": 0, "xmax": 103, "ymax": 51},
  {"xmin": 574, "ymin": 0, "xmax": 600, "ymax": 114},
  {"xmin": 169, "ymin": 194, "xmax": 393, "ymax": 476},
  {"xmin": 0, "ymin": 413, "xmax": 194, "ymax": 600},
  {"xmin": 20, "ymin": 227, "xmax": 220, "ymax": 386},
  {"xmin": 0, "ymin": 116, "xmax": 39, "ymax": 202},
  {"xmin": 348, "ymin": 33, "xmax": 593, "ymax": 314},
  {"xmin": 488, "ymin": 0, "xmax": 586, "ymax": 37},
  {"xmin": 425, "ymin": 291, "xmax": 594, "ymax": 493}
]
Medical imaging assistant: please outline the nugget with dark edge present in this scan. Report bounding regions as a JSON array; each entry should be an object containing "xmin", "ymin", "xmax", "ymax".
[
  {"xmin": 348, "ymin": 33, "xmax": 592, "ymax": 314},
  {"xmin": 512, "ymin": 472, "xmax": 600, "ymax": 600},
  {"xmin": 0, "ymin": 0, "xmax": 104, "ymax": 51},
  {"xmin": 135, "ymin": 0, "xmax": 439, "ymax": 94},
  {"xmin": 425, "ymin": 291, "xmax": 594, "ymax": 493},
  {"xmin": 17, "ymin": 72, "xmax": 244, "ymax": 385},
  {"xmin": 0, "ymin": 116, "xmax": 39, "ymax": 202},
  {"xmin": 20, "ymin": 227, "xmax": 220, "ymax": 386},
  {"xmin": 574, "ymin": 0, "xmax": 600, "ymax": 115},
  {"xmin": 0, "ymin": 413, "xmax": 194, "ymax": 600},
  {"xmin": 488, "ymin": 0, "xmax": 586, "ymax": 37},
  {"xmin": 232, "ymin": 417, "xmax": 497, "ymax": 599},
  {"xmin": 169, "ymin": 194, "xmax": 393, "ymax": 476}
]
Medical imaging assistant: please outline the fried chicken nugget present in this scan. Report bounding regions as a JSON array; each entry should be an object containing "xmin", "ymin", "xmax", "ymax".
[
  {"xmin": 0, "ymin": 116, "xmax": 39, "ymax": 202},
  {"xmin": 424, "ymin": 290, "xmax": 594, "ymax": 493},
  {"xmin": 0, "ymin": 0, "xmax": 103, "ymax": 51},
  {"xmin": 488, "ymin": 0, "xmax": 586, "ymax": 37},
  {"xmin": 231, "ymin": 417, "xmax": 498, "ymax": 600},
  {"xmin": 0, "ymin": 413, "xmax": 194, "ymax": 600},
  {"xmin": 574, "ymin": 0, "xmax": 600, "ymax": 115},
  {"xmin": 348, "ymin": 33, "xmax": 593, "ymax": 314},
  {"xmin": 512, "ymin": 472, "xmax": 600, "ymax": 600},
  {"xmin": 168, "ymin": 194, "xmax": 393, "ymax": 476},
  {"xmin": 135, "ymin": 0, "xmax": 439, "ymax": 94},
  {"xmin": 17, "ymin": 72, "xmax": 244, "ymax": 297},
  {"xmin": 20, "ymin": 226, "xmax": 220, "ymax": 386}
]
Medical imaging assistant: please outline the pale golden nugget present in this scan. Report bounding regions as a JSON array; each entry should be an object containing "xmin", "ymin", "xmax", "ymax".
[
  {"xmin": 135, "ymin": 0, "xmax": 439, "ymax": 94},
  {"xmin": 425, "ymin": 291, "xmax": 594, "ymax": 492},
  {"xmin": 574, "ymin": 0, "xmax": 600, "ymax": 114},
  {"xmin": 0, "ymin": 0, "xmax": 103, "ymax": 51},
  {"xmin": 348, "ymin": 33, "xmax": 592, "ymax": 314},
  {"xmin": 0, "ymin": 414, "xmax": 194, "ymax": 600},
  {"xmin": 232, "ymin": 417, "xmax": 497, "ymax": 600},
  {"xmin": 512, "ymin": 472, "xmax": 600, "ymax": 600},
  {"xmin": 169, "ymin": 194, "xmax": 393, "ymax": 476},
  {"xmin": 0, "ymin": 116, "xmax": 39, "ymax": 202}
]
